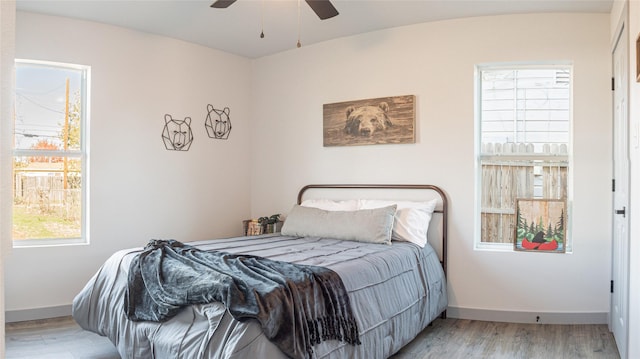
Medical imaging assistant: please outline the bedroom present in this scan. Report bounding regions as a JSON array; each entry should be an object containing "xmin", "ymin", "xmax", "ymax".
[{"xmin": 1, "ymin": 0, "xmax": 639, "ymax": 358}]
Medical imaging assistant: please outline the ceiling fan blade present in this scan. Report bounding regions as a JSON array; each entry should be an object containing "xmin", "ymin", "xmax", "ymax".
[
  {"xmin": 305, "ymin": 0, "xmax": 339, "ymax": 20},
  {"xmin": 210, "ymin": 0, "xmax": 237, "ymax": 9}
]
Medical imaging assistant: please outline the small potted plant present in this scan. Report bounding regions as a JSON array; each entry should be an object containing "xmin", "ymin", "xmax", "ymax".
[{"xmin": 258, "ymin": 214, "xmax": 281, "ymax": 234}]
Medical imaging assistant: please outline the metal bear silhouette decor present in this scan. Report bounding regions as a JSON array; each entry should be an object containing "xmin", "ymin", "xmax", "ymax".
[
  {"xmin": 162, "ymin": 114, "xmax": 194, "ymax": 151},
  {"xmin": 204, "ymin": 104, "xmax": 232, "ymax": 140}
]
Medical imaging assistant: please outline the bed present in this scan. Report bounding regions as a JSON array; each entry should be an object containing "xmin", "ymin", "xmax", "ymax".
[{"xmin": 72, "ymin": 184, "xmax": 448, "ymax": 358}]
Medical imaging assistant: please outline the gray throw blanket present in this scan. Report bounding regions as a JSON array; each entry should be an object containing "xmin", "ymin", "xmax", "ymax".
[{"xmin": 124, "ymin": 239, "xmax": 360, "ymax": 359}]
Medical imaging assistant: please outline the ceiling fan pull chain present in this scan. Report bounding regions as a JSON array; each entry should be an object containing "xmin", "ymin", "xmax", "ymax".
[
  {"xmin": 296, "ymin": 0, "xmax": 302, "ymax": 48},
  {"xmin": 260, "ymin": 0, "xmax": 265, "ymax": 38}
]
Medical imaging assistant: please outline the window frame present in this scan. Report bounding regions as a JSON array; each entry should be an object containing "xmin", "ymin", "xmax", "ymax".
[
  {"xmin": 474, "ymin": 62, "xmax": 573, "ymax": 252},
  {"xmin": 13, "ymin": 59, "xmax": 90, "ymax": 248}
]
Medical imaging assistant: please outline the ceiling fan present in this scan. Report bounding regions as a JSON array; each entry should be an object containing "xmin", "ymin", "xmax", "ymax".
[{"xmin": 210, "ymin": 0, "xmax": 339, "ymax": 20}]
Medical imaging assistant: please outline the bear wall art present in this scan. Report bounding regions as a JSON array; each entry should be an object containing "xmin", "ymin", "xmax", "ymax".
[
  {"xmin": 514, "ymin": 198, "xmax": 566, "ymax": 253},
  {"xmin": 162, "ymin": 114, "xmax": 194, "ymax": 151},
  {"xmin": 205, "ymin": 104, "xmax": 232, "ymax": 140},
  {"xmin": 322, "ymin": 95, "xmax": 415, "ymax": 147}
]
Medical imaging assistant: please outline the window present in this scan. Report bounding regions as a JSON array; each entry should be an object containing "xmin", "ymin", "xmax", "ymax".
[
  {"xmin": 475, "ymin": 64, "xmax": 571, "ymax": 250},
  {"xmin": 13, "ymin": 60, "xmax": 90, "ymax": 246}
]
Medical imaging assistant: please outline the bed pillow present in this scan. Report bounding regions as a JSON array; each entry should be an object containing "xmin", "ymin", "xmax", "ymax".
[
  {"xmin": 359, "ymin": 199, "xmax": 438, "ymax": 247},
  {"xmin": 281, "ymin": 204, "xmax": 396, "ymax": 245},
  {"xmin": 300, "ymin": 199, "xmax": 360, "ymax": 211}
]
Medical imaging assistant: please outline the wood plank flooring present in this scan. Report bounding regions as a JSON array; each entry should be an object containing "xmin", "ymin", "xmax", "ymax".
[
  {"xmin": 392, "ymin": 318, "xmax": 620, "ymax": 359},
  {"xmin": 5, "ymin": 316, "xmax": 119, "ymax": 359},
  {"xmin": 6, "ymin": 316, "xmax": 619, "ymax": 358}
]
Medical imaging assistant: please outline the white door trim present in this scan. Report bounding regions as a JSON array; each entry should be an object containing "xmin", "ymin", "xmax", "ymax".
[{"xmin": 610, "ymin": 12, "xmax": 630, "ymax": 359}]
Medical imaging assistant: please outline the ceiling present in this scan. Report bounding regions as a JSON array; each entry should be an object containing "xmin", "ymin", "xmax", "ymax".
[{"xmin": 16, "ymin": 0, "xmax": 614, "ymax": 59}]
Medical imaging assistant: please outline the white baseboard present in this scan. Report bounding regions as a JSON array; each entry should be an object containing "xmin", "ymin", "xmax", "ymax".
[
  {"xmin": 5, "ymin": 305, "xmax": 72, "ymax": 323},
  {"xmin": 447, "ymin": 306, "xmax": 609, "ymax": 325},
  {"xmin": 5, "ymin": 304, "xmax": 609, "ymax": 325}
]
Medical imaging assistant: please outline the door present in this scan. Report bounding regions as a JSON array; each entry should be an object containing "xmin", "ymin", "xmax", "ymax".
[{"xmin": 611, "ymin": 24, "xmax": 630, "ymax": 358}]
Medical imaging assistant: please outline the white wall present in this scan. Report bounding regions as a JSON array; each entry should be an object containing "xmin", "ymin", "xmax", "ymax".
[
  {"xmin": 1, "ymin": 0, "xmax": 16, "ymax": 354},
  {"xmin": 7, "ymin": 11, "xmax": 613, "ymax": 323},
  {"xmin": 623, "ymin": 0, "xmax": 640, "ymax": 356},
  {"xmin": 5, "ymin": 12, "xmax": 253, "ymax": 314},
  {"xmin": 250, "ymin": 13, "xmax": 612, "ymax": 320}
]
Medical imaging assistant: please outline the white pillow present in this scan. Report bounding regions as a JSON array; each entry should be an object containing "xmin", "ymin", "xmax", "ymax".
[
  {"xmin": 281, "ymin": 204, "xmax": 396, "ymax": 245},
  {"xmin": 358, "ymin": 199, "xmax": 438, "ymax": 247},
  {"xmin": 300, "ymin": 199, "xmax": 360, "ymax": 211}
]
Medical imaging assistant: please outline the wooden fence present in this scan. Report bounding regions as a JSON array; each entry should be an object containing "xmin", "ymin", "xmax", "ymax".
[
  {"xmin": 14, "ymin": 173, "xmax": 81, "ymax": 220},
  {"xmin": 481, "ymin": 142, "xmax": 568, "ymax": 243}
]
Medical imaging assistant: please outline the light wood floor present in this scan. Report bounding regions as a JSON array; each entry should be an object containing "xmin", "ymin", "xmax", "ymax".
[{"xmin": 5, "ymin": 316, "xmax": 620, "ymax": 358}]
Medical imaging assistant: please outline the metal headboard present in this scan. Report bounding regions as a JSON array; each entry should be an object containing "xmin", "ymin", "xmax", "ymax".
[{"xmin": 296, "ymin": 184, "xmax": 448, "ymax": 278}]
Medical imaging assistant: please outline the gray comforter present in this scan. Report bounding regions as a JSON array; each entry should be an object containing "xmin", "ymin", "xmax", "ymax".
[
  {"xmin": 125, "ymin": 239, "xmax": 359, "ymax": 358},
  {"xmin": 73, "ymin": 234, "xmax": 447, "ymax": 358}
]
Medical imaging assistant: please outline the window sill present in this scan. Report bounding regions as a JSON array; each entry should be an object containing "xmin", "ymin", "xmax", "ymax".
[
  {"xmin": 475, "ymin": 241, "xmax": 573, "ymax": 254},
  {"xmin": 13, "ymin": 238, "xmax": 88, "ymax": 248},
  {"xmin": 475, "ymin": 242, "xmax": 514, "ymax": 252}
]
